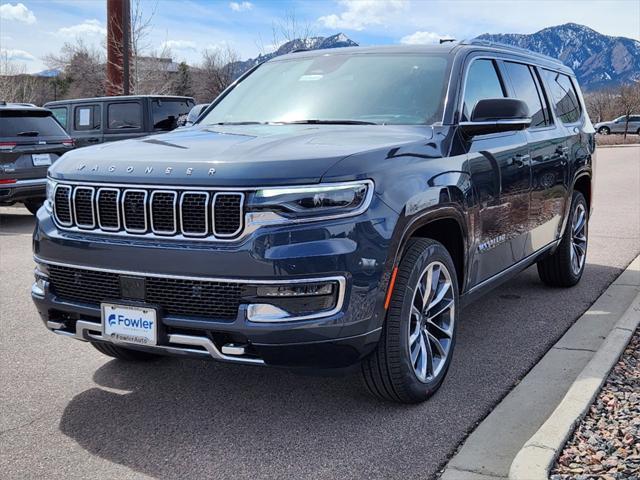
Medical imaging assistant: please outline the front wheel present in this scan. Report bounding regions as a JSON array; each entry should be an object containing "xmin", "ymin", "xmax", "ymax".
[
  {"xmin": 362, "ymin": 238, "xmax": 458, "ymax": 403},
  {"xmin": 537, "ymin": 191, "xmax": 588, "ymax": 287},
  {"xmin": 23, "ymin": 199, "xmax": 43, "ymax": 215},
  {"xmin": 598, "ymin": 127, "xmax": 610, "ymax": 135}
]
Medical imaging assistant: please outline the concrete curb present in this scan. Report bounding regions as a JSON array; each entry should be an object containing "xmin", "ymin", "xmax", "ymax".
[{"xmin": 509, "ymin": 291, "xmax": 640, "ymax": 480}]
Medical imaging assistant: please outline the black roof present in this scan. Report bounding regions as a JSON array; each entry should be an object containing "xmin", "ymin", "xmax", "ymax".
[
  {"xmin": 275, "ymin": 40, "xmax": 573, "ymax": 75},
  {"xmin": 44, "ymin": 95, "xmax": 194, "ymax": 106}
]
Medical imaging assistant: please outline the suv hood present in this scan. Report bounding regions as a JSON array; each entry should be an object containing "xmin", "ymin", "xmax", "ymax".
[{"xmin": 49, "ymin": 124, "xmax": 432, "ymax": 186}]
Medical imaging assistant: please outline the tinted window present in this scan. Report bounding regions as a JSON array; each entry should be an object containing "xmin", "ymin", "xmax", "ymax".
[
  {"xmin": 74, "ymin": 105, "xmax": 100, "ymax": 131},
  {"xmin": 200, "ymin": 54, "xmax": 451, "ymax": 126},
  {"xmin": 629, "ymin": 116, "xmax": 640, "ymax": 122},
  {"xmin": 462, "ymin": 59, "xmax": 505, "ymax": 121},
  {"xmin": 50, "ymin": 107, "xmax": 68, "ymax": 129},
  {"xmin": 541, "ymin": 70, "xmax": 581, "ymax": 123},
  {"xmin": 504, "ymin": 62, "xmax": 549, "ymax": 127},
  {"xmin": 0, "ymin": 110, "xmax": 68, "ymax": 137},
  {"xmin": 107, "ymin": 102, "xmax": 142, "ymax": 130},
  {"xmin": 152, "ymin": 99, "xmax": 193, "ymax": 131}
]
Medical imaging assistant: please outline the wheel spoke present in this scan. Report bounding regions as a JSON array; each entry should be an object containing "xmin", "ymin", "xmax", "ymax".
[
  {"xmin": 422, "ymin": 265, "xmax": 434, "ymax": 310},
  {"xmin": 409, "ymin": 314, "xmax": 421, "ymax": 344},
  {"xmin": 427, "ymin": 331, "xmax": 446, "ymax": 358},
  {"xmin": 428, "ymin": 280, "xmax": 451, "ymax": 312},
  {"xmin": 427, "ymin": 299, "xmax": 454, "ymax": 324},
  {"xmin": 410, "ymin": 336, "xmax": 421, "ymax": 365},
  {"xmin": 418, "ymin": 334, "xmax": 428, "ymax": 379}
]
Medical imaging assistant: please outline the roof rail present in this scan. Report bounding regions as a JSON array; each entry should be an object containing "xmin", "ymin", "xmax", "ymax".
[{"xmin": 460, "ymin": 39, "xmax": 565, "ymax": 66}]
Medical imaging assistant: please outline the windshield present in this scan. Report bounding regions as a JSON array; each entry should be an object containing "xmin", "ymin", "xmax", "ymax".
[{"xmin": 200, "ymin": 53, "xmax": 450, "ymax": 126}]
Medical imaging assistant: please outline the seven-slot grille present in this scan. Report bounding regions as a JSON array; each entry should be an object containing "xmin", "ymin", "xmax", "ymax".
[
  {"xmin": 53, "ymin": 184, "xmax": 244, "ymax": 240},
  {"xmin": 47, "ymin": 264, "xmax": 243, "ymax": 320}
]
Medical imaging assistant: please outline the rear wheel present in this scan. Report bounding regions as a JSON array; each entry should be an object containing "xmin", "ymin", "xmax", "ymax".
[
  {"xmin": 91, "ymin": 342, "xmax": 161, "ymax": 361},
  {"xmin": 23, "ymin": 199, "xmax": 43, "ymax": 215},
  {"xmin": 537, "ymin": 191, "xmax": 588, "ymax": 287},
  {"xmin": 362, "ymin": 238, "xmax": 458, "ymax": 403}
]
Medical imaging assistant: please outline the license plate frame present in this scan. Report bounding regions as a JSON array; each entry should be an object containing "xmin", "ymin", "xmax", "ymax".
[
  {"xmin": 101, "ymin": 303, "xmax": 158, "ymax": 346},
  {"xmin": 32, "ymin": 153, "xmax": 52, "ymax": 166}
]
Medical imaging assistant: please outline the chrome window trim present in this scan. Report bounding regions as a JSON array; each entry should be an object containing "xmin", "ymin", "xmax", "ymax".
[
  {"xmin": 212, "ymin": 191, "xmax": 244, "ymax": 238},
  {"xmin": 179, "ymin": 191, "xmax": 209, "ymax": 237},
  {"xmin": 72, "ymin": 186, "xmax": 96, "ymax": 229},
  {"xmin": 53, "ymin": 184, "xmax": 73, "ymax": 227},
  {"xmin": 96, "ymin": 187, "xmax": 121, "ymax": 231},
  {"xmin": 122, "ymin": 189, "xmax": 148, "ymax": 234},
  {"xmin": 150, "ymin": 190, "xmax": 178, "ymax": 235}
]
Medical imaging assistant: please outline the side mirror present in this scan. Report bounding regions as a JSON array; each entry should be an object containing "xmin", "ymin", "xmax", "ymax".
[{"xmin": 459, "ymin": 98, "xmax": 531, "ymax": 137}]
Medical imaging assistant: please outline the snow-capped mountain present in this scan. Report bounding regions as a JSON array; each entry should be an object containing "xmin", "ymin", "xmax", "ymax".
[
  {"xmin": 230, "ymin": 33, "xmax": 358, "ymax": 78},
  {"xmin": 477, "ymin": 23, "xmax": 640, "ymax": 90}
]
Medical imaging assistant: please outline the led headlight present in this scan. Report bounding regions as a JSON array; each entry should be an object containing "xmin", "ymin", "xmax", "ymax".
[
  {"xmin": 248, "ymin": 180, "xmax": 373, "ymax": 221},
  {"xmin": 45, "ymin": 178, "xmax": 56, "ymax": 214}
]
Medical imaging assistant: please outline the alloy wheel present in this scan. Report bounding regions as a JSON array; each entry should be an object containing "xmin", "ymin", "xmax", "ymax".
[
  {"xmin": 570, "ymin": 203, "xmax": 587, "ymax": 275},
  {"xmin": 408, "ymin": 261, "xmax": 455, "ymax": 382}
]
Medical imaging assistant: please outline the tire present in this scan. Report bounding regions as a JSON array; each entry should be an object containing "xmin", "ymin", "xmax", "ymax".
[
  {"xmin": 91, "ymin": 341, "xmax": 161, "ymax": 361},
  {"xmin": 537, "ymin": 191, "xmax": 588, "ymax": 287},
  {"xmin": 362, "ymin": 238, "xmax": 459, "ymax": 403},
  {"xmin": 598, "ymin": 127, "xmax": 610, "ymax": 135},
  {"xmin": 23, "ymin": 199, "xmax": 43, "ymax": 215}
]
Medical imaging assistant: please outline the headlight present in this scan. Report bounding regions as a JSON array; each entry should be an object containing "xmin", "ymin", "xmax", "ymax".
[
  {"xmin": 44, "ymin": 178, "xmax": 56, "ymax": 214},
  {"xmin": 248, "ymin": 180, "xmax": 373, "ymax": 221}
]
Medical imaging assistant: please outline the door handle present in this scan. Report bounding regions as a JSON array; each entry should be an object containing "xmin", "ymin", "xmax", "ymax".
[
  {"xmin": 87, "ymin": 138, "xmax": 100, "ymax": 143},
  {"xmin": 557, "ymin": 146, "xmax": 569, "ymax": 155},
  {"xmin": 509, "ymin": 154, "xmax": 530, "ymax": 167}
]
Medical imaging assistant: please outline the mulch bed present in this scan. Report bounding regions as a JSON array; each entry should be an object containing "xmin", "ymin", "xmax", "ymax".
[{"xmin": 551, "ymin": 328, "xmax": 640, "ymax": 480}]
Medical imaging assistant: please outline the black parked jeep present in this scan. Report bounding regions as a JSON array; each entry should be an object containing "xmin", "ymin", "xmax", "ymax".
[
  {"xmin": 32, "ymin": 41, "xmax": 595, "ymax": 403},
  {"xmin": 0, "ymin": 102, "xmax": 74, "ymax": 214}
]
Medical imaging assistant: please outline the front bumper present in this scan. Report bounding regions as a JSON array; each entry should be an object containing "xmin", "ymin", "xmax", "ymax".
[
  {"xmin": 32, "ymin": 197, "xmax": 396, "ymax": 369},
  {"xmin": 0, "ymin": 178, "xmax": 46, "ymax": 204}
]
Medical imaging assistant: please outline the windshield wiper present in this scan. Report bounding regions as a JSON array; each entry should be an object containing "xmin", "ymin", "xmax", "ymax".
[
  {"xmin": 210, "ymin": 121, "xmax": 270, "ymax": 126},
  {"xmin": 16, "ymin": 131, "xmax": 39, "ymax": 136},
  {"xmin": 280, "ymin": 119, "xmax": 378, "ymax": 125}
]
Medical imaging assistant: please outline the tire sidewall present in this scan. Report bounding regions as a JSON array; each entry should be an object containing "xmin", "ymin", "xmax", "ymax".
[
  {"xmin": 563, "ymin": 191, "xmax": 588, "ymax": 283},
  {"xmin": 392, "ymin": 241, "xmax": 459, "ymax": 399}
]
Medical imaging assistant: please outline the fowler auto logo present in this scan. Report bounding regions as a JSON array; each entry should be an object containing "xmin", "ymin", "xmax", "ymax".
[
  {"xmin": 76, "ymin": 164, "xmax": 216, "ymax": 176},
  {"xmin": 107, "ymin": 313, "xmax": 153, "ymax": 330}
]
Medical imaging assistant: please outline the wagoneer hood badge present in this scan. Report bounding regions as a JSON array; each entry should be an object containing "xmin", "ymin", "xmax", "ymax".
[{"xmin": 75, "ymin": 163, "xmax": 216, "ymax": 176}]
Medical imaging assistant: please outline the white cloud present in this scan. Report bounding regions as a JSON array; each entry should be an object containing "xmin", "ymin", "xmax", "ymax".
[
  {"xmin": 400, "ymin": 31, "xmax": 451, "ymax": 45},
  {"xmin": 229, "ymin": 2, "xmax": 253, "ymax": 12},
  {"xmin": 160, "ymin": 40, "xmax": 197, "ymax": 51},
  {"xmin": 1, "ymin": 47, "xmax": 36, "ymax": 62},
  {"xmin": 319, "ymin": 0, "xmax": 407, "ymax": 31},
  {"xmin": 0, "ymin": 2, "xmax": 36, "ymax": 24},
  {"xmin": 58, "ymin": 19, "xmax": 106, "ymax": 37}
]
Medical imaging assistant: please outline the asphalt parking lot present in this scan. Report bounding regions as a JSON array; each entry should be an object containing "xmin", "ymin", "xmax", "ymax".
[{"xmin": 1, "ymin": 147, "xmax": 638, "ymax": 480}]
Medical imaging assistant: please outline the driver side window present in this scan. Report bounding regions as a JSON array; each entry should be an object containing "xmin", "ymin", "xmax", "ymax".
[{"xmin": 462, "ymin": 59, "xmax": 506, "ymax": 121}]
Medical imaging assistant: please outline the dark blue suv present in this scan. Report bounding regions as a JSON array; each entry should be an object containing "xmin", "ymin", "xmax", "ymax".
[{"xmin": 32, "ymin": 41, "xmax": 595, "ymax": 403}]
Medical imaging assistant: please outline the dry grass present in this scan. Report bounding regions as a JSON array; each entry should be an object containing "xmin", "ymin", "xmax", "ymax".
[{"xmin": 596, "ymin": 134, "xmax": 640, "ymax": 146}]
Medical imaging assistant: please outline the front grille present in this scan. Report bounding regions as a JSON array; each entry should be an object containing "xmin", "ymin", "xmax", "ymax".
[
  {"xmin": 53, "ymin": 184, "xmax": 245, "ymax": 240},
  {"xmin": 48, "ymin": 264, "xmax": 243, "ymax": 321}
]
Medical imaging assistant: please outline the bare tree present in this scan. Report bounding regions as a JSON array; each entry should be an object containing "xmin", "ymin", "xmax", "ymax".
[
  {"xmin": 0, "ymin": 53, "xmax": 41, "ymax": 103},
  {"xmin": 616, "ymin": 83, "xmax": 640, "ymax": 139},
  {"xmin": 194, "ymin": 45, "xmax": 239, "ymax": 101},
  {"xmin": 45, "ymin": 40, "xmax": 106, "ymax": 98},
  {"xmin": 584, "ymin": 89, "xmax": 618, "ymax": 123}
]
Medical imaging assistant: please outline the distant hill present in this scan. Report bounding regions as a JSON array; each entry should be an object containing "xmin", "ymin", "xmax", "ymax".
[
  {"xmin": 477, "ymin": 23, "xmax": 640, "ymax": 91},
  {"xmin": 230, "ymin": 33, "xmax": 358, "ymax": 78}
]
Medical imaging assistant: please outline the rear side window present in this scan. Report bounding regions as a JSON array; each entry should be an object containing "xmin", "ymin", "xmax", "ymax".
[
  {"xmin": 0, "ymin": 110, "xmax": 68, "ymax": 137},
  {"xmin": 462, "ymin": 59, "xmax": 506, "ymax": 121},
  {"xmin": 504, "ymin": 62, "xmax": 550, "ymax": 128},
  {"xmin": 74, "ymin": 105, "xmax": 101, "ymax": 131},
  {"xmin": 152, "ymin": 99, "xmax": 194, "ymax": 131},
  {"xmin": 49, "ymin": 107, "xmax": 68, "ymax": 129},
  {"xmin": 107, "ymin": 102, "xmax": 142, "ymax": 130},
  {"xmin": 540, "ymin": 70, "xmax": 581, "ymax": 123}
]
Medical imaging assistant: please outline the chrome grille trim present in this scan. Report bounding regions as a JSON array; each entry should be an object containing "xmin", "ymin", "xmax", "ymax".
[
  {"xmin": 122, "ymin": 189, "xmax": 148, "ymax": 234},
  {"xmin": 150, "ymin": 190, "xmax": 178, "ymax": 235},
  {"xmin": 72, "ymin": 186, "xmax": 96, "ymax": 229},
  {"xmin": 212, "ymin": 192, "xmax": 244, "ymax": 238},
  {"xmin": 54, "ymin": 184, "xmax": 73, "ymax": 226},
  {"xmin": 96, "ymin": 188, "xmax": 121, "ymax": 231},
  {"xmin": 179, "ymin": 191, "xmax": 209, "ymax": 237}
]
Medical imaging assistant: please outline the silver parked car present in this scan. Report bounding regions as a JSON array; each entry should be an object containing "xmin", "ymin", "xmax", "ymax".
[{"xmin": 594, "ymin": 115, "xmax": 640, "ymax": 135}]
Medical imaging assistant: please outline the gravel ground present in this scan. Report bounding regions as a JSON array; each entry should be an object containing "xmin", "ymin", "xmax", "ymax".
[{"xmin": 551, "ymin": 329, "xmax": 640, "ymax": 480}]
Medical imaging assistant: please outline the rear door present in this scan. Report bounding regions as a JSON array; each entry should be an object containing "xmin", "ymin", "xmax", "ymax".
[
  {"xmin": 71, "ymin": 103, "xmax": 103, "ymax": 147},
  {"xmin": 462, "ymin": 57, "xmax": 532, "ymax": 285},
  {"xmin": 104, "ymin": 100, "xmax": 146, "ymax": 142},
  {"xmin": 501, "ymin": 61, "xmax": 569, "ymax": 255},
  {"xmin": 0, "ymin": 109, "xmax": 73, "ymax": 183}
]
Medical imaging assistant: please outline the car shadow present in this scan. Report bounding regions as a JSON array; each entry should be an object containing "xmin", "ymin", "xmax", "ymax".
[
  {"xmin": 57, "ymin": 260, "xmax": 634, "ymax": 479},
  {"xmin": 0, "ymin": 210, "xmax": 35, "ymax": 235}
]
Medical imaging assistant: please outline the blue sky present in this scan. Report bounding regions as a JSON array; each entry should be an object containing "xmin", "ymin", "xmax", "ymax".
[{"xmin": 1, "ymin": 0, "xmax": 639, "ymax": 73}]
